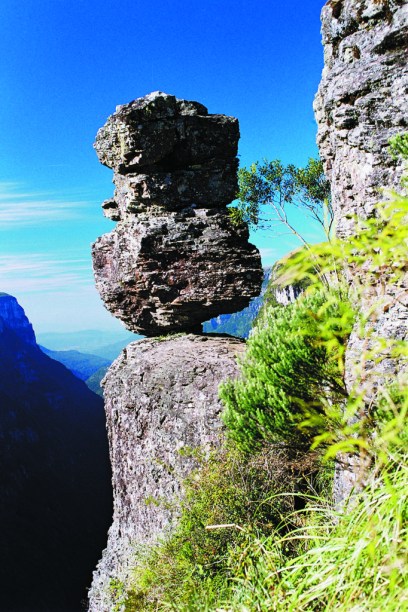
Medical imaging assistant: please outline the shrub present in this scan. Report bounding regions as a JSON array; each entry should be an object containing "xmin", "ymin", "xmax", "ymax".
[
  {"xmin": 119, "ymin": 444, "xmax": 322, "ymax": 610},
  {"xmin": 220, "ymin": 289, "xmax": 353, "ymax": 453}
]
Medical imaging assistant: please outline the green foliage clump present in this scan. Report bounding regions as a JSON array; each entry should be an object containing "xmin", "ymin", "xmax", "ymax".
[
  {"xmin": 117, "ymin": 444, "xmax": 315, "ymax": 611},
  {"xmin": 220, "ymin": 289, "xmax": 353, "ymax": 453},
  {"xmin": 231, "ymin": 157, "xmax": 333, "ymax": 241},
  {"xmin": 224, "ymin": 444, "xmax": 408, "ymax": 611}
]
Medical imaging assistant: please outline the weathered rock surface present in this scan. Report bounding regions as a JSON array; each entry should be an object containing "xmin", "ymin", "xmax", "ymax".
[
  {"xmin": 94, "ymin": 92, "xmax": 238, "ymax": 177},
  {"xmin": 314, "ymin": 0, "xmax": 408, "ymax": 505},
  {"xmin": 92, "ymin": 91, "xmax": 263, "ymax": 335},
  {"xmin": 92, "ymin": 210, "xmax": 262, "ymax": 336},
  {"xmin": 88, "ymin": 334, "xmax": 245, "ymax": 612},
  {"xmin": 314, "ymin": 0, "xmax": 408, "ymax": 238}
]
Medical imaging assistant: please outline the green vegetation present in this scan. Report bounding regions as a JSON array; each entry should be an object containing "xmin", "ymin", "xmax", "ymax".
[
  {"xmin": 220, "ymin": 289, "xmax": 353, "ymax": 453},
  {"xmin": 116, "ymin": 142, "xmax": 408, "ymax": 610},
  {"xmin": 230, "ymin": 157, "xmax": 333, "ymax": 242},
  {"xmin": 115, "ymin": 444, "xmax": 324, "ymax": 611}
]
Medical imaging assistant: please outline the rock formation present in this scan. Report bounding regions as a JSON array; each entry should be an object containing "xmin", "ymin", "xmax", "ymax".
[
  {"xmin": 89, "ymin": 93, "xmax": 262, "ymax": 610},
  {"xmin": 88, "ymin": 335, "xmax": 245, "ymax": 610},
  {"xmin": 0, "ymin": 293, "xmax": 112, "ymax": 611},
  {"xmin": 314, "ymin": 0, "xmax": 408, "ymax": 503},
  {"xmin": 92, "ymin": 91, "xmax": 263, "ymax": 336},
  {"xmin": 314, "ymin": 0, "xmax": 408, "ymax": 238}
]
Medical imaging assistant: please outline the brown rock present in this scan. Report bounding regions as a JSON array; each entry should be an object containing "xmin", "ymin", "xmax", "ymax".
[
  {"xmin": 92, "ymin": 210, "xmax": 263, "ymax": 336},
  {"xmin": 92, "ymin": 92, "xmax": 263, "ymax": 335},
  {"xmin": 94, "ymin": 91, "xmax": 239, "ymax": 174}
]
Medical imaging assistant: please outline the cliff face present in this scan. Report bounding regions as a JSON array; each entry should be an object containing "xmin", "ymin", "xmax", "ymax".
[
  {"xmin": 314, "ymin": 0, "xmax": 408, "ymax": 238},
  {"xmin": 0, "ymin": 294, "xmax": 112, "ymax": 611},
  {"xmin": 314, "ymin": 0, "xmax": 408, "ymax": 502},
  {"xmin": 0, "ymin": 293, "xmax": 36, "ymax": 346}
]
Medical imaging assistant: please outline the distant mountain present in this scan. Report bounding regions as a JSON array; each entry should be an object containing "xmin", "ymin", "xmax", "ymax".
[
  {"xmin": 203, "ymin": 269, "xmax": 304, "ymax": 338},
  {"xmin": 0, "ymin": 293, "xmax": 112, "ymax": 611},
  {"xmin": 88, "ymin": 337, "xmax": 142, "ymax": 361},
  {"xmin": 37, "ymin": 328, "xmax": 142, "ymax": 356},
  {"xmin": 40, "ymin": 346, "xmax": 110, "ymax": 381},
  {"xmin": 203, "ymin": 268, "xmax": 273, "ymax": 338},
  {"xmin": 86, "ymin": 365, "xmax": 109, "ymax": 397}
]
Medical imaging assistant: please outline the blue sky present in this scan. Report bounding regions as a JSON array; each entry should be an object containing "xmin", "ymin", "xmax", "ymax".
[{"xmin": 0, "ymin": 0, "xmax": 326, "ymax": 333}]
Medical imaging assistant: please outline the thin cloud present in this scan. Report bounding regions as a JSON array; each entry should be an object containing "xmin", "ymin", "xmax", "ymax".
[
  {"xmin": 0, "ymin": 182, "xmax": 93, "ymax": 228},
  {"xmin": 259, "ymin": 247, "xmax": 278, "ymax": 264},
  {"xmin": 0, "ymin": 254, "xmax": 93, "ymax": 294}
]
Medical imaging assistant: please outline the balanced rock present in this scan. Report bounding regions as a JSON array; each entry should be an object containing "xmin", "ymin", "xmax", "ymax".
[{"xmin": 92, "ymin": 92, "xmax": 263, "ymax": 335}]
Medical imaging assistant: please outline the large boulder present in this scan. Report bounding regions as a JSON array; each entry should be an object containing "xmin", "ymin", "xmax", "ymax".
[
  {"xmin": 92, "ymin": 92, "xmax": 263, "ymax": 336},
  {"xmin": 92, "ymin": 210, "xmax": 262, "ymax": 336},
  {"xmin": 88, "ymin": 334, "xmax": 245, "ymax": 612}
]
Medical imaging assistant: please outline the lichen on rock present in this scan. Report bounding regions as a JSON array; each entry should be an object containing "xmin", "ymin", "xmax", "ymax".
[{"xmin": 92, "ymin": 91, "xmax": 263, "ymax": 335}]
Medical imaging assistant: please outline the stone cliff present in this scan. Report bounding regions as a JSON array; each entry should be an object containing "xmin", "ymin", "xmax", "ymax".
[
  {"xmin": 314, "ymin": 0, "xmax": 408, "ymax": 502},
  {"xmin": 0, "ymin": 293, "xmax": 36, "ymax": 346},
  {"xmin": 0, "ymin": 294, "xmax": 112, "ymax": 611},
  {"xmin": 314, "ymin": 0, "xmax": 408, "ymax": 238},
  {"xmin": 89, "ymin": 92, "xmax": 263, "ymax": 610}
]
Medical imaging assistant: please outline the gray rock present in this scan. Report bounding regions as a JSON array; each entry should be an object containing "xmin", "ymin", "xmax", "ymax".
[
  {"xmin": 88, "ymin": 334, "xmax": 245, "ymax": 612},
  {"xmin": 314, "ymin": 0, "xmax": 408, "ymax": 505},
  {"xmin": 94, "ymin": 91, "xmax": 239, "ymax": 174},
  {"xmin": 92, "ymin": 92, "xmax": 263, "ymax": 335},
  {"xmin": 103, "ymin": 159, "xmax": 239, "ymax": 219},
  {"xmin": 314, "ymin": 0, "xmax": 408, "ymax": 238}
]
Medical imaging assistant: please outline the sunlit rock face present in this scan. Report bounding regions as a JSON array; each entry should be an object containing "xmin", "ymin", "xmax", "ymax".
[
  {"xmin": 89, "ymin": 93, "xmax": 262, "ymax": 609},
  {"xmin": 314, "ymin": 0, "xmax": 408, "ymax": 238},
  {"xmin": 92, "ymin": 91, "xmax": 263, "ymax": 336},
  {"xmin": 314, "ymin": 0, "xmax": 408, "ymax": 506}
]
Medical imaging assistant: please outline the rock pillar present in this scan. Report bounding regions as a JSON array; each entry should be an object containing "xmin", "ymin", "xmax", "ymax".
[{"xmin": 88, "ymin": 92, "xmax": 263, "ymax": 610}]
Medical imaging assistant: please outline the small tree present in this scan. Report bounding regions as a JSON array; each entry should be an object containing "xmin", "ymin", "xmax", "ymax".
[{"xmin": 231, "ymin": 157, "xmax": 333, "ymax": 245}]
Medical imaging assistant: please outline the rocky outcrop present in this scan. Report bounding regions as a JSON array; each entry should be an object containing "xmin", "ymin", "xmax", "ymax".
[
  {"xmin": 93, "ymin": 209, "xmax": 262, "ymax": 336},
  {"xmin": 314, "ymin": 0, "xmax": 408, "ymax": 238},
  {"xmin": 0, "ymin": 294, "xmax": 112, "ymax": 611},
  {"xmin": 89, "ymin": 93, "xmax": 262, "ymax": 609},
  {"xmin": 92, "ymin": 91, "xmax": 263, "ymax": 336},
  {"xmin": 314, "ymin": 0, "xmax": 408, "ymax": 504},
  {"xmin": 0, "ymin": 293, "xmax": 36, "ymax": 346},
  {"xmin": 88, "ymin": 334, "xmax": 245, "ymax": 612}
]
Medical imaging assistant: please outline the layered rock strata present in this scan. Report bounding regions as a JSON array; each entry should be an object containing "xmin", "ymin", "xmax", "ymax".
[
  {"xmin": 88, "ymin": 335, "xmax": 245, "ymax": 611},
  {"xmin": 314, "ymin": 0, "xmax": 408, "ymax": 504},
  {"xmin": 314, "ymin": 0, "xmax": 408, "ymax": 238},
  {"xmin": 92, "ymin": 91, "xmax": 263, "ymax": 336}
]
